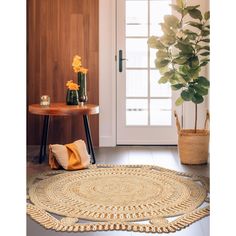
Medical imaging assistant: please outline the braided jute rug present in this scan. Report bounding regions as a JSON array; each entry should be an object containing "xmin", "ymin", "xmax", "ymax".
[{"xmin": 27, "ymin": 164, "xmax": 209, "ymax": 233}]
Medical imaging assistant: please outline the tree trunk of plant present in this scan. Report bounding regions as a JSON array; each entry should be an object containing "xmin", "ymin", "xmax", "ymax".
[{"xmin": 194, "ymin": 104, "xmax": 197, "ymax": 133}]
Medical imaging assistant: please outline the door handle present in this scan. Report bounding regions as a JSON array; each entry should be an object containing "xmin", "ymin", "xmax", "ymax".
[{"xmin": 118, "ymin": 50, "xmax": 127, "ymax": 72}]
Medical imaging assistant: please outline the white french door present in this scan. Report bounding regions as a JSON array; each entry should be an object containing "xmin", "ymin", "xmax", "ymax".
[{"xmin": 117, "ymin": 0, "xmax": 181, "ymax": 145}]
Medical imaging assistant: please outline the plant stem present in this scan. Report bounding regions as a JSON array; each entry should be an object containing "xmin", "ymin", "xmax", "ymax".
[{"xmin": 194, "ymin": 104, "xmax": 197, "ymax": 133}]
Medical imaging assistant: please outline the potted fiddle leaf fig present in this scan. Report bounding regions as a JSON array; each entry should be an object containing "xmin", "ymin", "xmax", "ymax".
[{"xmin": 148, "ymin": 0, "xmax": 210, "ymax": 164}]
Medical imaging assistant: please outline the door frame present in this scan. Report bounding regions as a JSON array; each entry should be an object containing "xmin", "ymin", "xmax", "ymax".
[{"xmin": 99, "ymin": 0, "xmax": 208, "ymax": 147}]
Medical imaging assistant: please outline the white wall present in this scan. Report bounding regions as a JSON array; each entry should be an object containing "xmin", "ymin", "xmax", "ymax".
[{"xmin": 99, "ymin": 0, "xmax": 116, "ymax": 146}]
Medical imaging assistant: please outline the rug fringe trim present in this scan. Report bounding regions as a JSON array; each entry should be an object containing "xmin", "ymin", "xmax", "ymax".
[{"xmin": 27, "ymin": 203, "xmax": 209, "ymax": 233}]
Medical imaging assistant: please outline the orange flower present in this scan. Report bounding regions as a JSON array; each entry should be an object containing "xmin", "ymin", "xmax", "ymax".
[
  {"xmin": 78, "ymin": 67, "xmax": 88, "ymax": 74},
  {"xmin": 66, "ymin": 80, "xmax": 73, "ymax": 87},
  {"xmin": 66, "ymin": 80, "xmax": 80, "ymax": 90},
  {"xmin": 72, "ymin": 55, "xmax": 82, "ymax": 73},
  {"xmin": 72, "ymin": 55, "xmax": 88, "ymax": 74}
]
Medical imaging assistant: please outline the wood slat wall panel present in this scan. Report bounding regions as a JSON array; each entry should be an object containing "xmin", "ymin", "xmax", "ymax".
[{"xmin": 27, "ymin": 0, "xmax": 99, "ymax": 146}]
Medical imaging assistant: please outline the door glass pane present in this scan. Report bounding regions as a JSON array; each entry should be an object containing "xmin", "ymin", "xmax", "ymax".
[
  {"xmin": 126, "ymin": 70, "xmax": 148, "ymax": 97},
  {"xmin": 150, "ymin": 99, "xmax": 172, "ymax": 125},
  {"xmin": 125, "ymin": 0, "xmax": 172, "ymax": 127},
  {"xmin": 150, "ymin": 0, "xmax": 171, "ymax": 36},
  {"xmin": 150, "ymin": 70, "xmax": 171, "ymax": 97},
  {"xmin": 126, "ymin": 38, "xmax": 148, "ymax": 68},
  {"xmin": 126, "ymin": 0, "xmax": 148, "ymax": 37},
  {"xmin": 126, "ymin": 99, "xmax": 148, "ymax": 125},
  {"xmin": 150, "ymin": 47, "xmax": 156, "ymax": 68}
]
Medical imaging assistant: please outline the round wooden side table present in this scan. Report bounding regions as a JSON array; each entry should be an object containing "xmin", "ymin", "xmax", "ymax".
[{"xmin": 28, "ymin": 103, "xmax": 99, "ymax": 164}]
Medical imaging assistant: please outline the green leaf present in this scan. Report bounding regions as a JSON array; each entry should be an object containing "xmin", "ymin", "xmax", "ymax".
[
  {"xmin": 196, "ymin": 76, "xmax": 210, "ymax": 87},
  {"xmin": 160, "ymin": 23, "xmax": 176, "ymax": 36},
  {"xmin": 200, "ymin": 38, "xmax": 210, "ymax": 43},
  {"xmin": 179, "ymin": 65, "xmax": 190, "ymax": 75},
  {"xmin": 184, "ymin": 31, "xmax": 198, "ymax": 40},
  {"xmin": 172, "ymin": 56, "xmax": 188, "ymax": 65},
  {"xmin": 175, "ymin": 97, "xmax": 184, "ymax": 106},
  {"xmin": 164, "ymin": 70, "xmax": 175, "ymax": 78},
  {"xmin": 156, "ymin": 40, "xmax": 166, "ymax": 49},
  {"xmin": 189, "ymin": 56, "xmax": 199, "ymax": 68},
  {"xmin": 183, "ymin": 29, "xmax": 198, "ymax": 35},
  {"xmin": 200, "ymin": 52, "xmax": 210, "ymax": 56},
  {"xmin": 159, "ymin": 70, "xmax": 175, "ymax": 83},
  {"xmin": 204, "ymin": 11, "xmax": 210, "ymax": 21},
  {"xmin": 173, "ymin": 73, "xmax": 188, "ymax": 84},
  {"xmin": 188, "ymin": 86, "xmax": 195, "ymax": 94},
  {"xmin": 169, "ymin": 78, "xmax": 177, "ymax": 84},
  {"xmin": 158, "ymin": 70, "xmax": 175, "ymax": 83},
  {"xmin": 181, "ymin": 90, "xmax": 192, "ymax": 101},
  {"xmin": 155, "ymin": 59, "xmax": 170, "ymax": 69},
  {"xmin": 185, "ymin": 5, "xmax": 200, "ymax": 11},
  {"xmin": 159, "ymin": 65, "xmax": 170, "ymax": 75},
  {"xmin": 169, "ymin": 4, "xmax": 183, "ymax": 14},
  {"xmin": 159, "ymin": 76, "xmax": 169, "ymax": 84},
  {"xmin": 192, "ymin": 93, "xmax": 204, "ymax": 104},
  {"xmin": 203, "ymin": 46, "xmax": 210, "ymax": 51},
  {"xmin": 179, "ymin": 52, "xmax": 193, "ymax": 58},
  {"xmin": 187, "ymin": 35, "xmax": 197, "ymax": 41},
  {"xmin": 171, "ymin": 84, "xmax": 185, "ymax": 90},
  {"xmin": 183, "ymin": 75, "xmax": 191, "ymax": 82},
  {"xmin": 193, "ymin": 85, "xmax": 208, "ymax": 96},
  {"xmin": 199, "ymin": 61, "xmax": 208, "ymax": 67},
  {"xmin": 188, "ymin": 67, "xmax": 201, "ymax": 80},
  {"xmin": 201, "ymin": 30, "xmax": 210, "ymax": 36},
  {"xmin": 160, "ymin": 35, "xmax": 176, "ymax": 46},
  {"xmin": 164, "ymin": 15, "xmax": 180, "ymax": 28},
  {"xmin": 188, "ymin": 21, "xmax": 203, "ymax": 29},
  {"xmin": 177, "ymin": 38, "xmax": 192, "ymax": 45},
  {"xmin": 147, "ymin": 36, "xmax": 158, "ymax": 48},
  {"xmin": 175, "ymin": 42, "xmax": 193, "ymax": 54},
  {"xmin": 188, "ymin": 9, "xmax": 203, "ymax": 21},
  {"xmin": 147, "ymin": 36, "xmax": 165, "ymax": 49},
  {"xmin": 156, "ymin": 50, "xmax": 169, "ymax": 60},
  {"xmin": 182, "ymin": 9, "xmax": 189, "ymax": 16},
  {"xmin": 197, "ymin": 46, "xmax": 210, "ymax": 52},
  {"xmin": 179, "ymin": 65, "xmax": 201, "ymax": 82}
]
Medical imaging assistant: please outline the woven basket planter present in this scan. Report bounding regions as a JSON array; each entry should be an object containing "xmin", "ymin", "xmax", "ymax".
[{"xmin": 174, "ymin": 111, "xmax": 210, "ymax": 165}]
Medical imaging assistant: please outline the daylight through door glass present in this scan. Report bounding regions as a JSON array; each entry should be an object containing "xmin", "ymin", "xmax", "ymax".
[{"xmin": 125, "ymin": 0, "xmax": 171, "ymax": 126}]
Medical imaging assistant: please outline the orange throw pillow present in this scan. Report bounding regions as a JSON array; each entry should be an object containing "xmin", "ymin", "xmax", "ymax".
[{"xmin": 49, "ymin": 140, "xmax": 90, "ymax": 170}]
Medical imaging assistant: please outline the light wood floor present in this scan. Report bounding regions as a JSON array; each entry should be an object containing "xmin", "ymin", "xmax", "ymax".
[{"xmin": 27, "ymin": 146, "xmax": 209, "ymax": 236}]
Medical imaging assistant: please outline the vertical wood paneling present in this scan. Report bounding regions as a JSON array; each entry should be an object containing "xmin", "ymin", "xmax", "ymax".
[{"xmin": 27, "ymin": 0, "xmax": 99, "ymax": 146}]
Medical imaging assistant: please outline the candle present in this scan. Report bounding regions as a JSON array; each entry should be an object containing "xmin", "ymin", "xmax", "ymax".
[{"xmin": 40, "ymin": 95, "xmax": 50, "ymax": 107}]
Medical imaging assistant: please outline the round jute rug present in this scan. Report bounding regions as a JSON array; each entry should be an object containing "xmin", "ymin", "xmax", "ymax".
[{"xmin": 27, "ymin": 164, "xmax": 209, "ymax": 233}]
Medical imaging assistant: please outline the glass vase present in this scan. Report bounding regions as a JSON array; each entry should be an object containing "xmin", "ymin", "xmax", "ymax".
[
  {"xmin": 66, "ymin": 89, "xmax": 79, "ymax": 105},
  {"xmin": 77, "ymin": 72, "xmax": 88, "ymax": 105}
]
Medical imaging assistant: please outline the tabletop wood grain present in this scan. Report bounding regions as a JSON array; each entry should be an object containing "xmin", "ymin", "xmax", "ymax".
[{"xmin": 29, "ymin": 103, "xmax": 99, "ymax": 116}]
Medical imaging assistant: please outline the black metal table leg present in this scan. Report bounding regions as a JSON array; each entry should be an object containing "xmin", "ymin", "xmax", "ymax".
[
  {"xmin": 39, "ymin": 115, "xmax": 50, "ymax": 163},
  {"xmin": 83, "ymin": 116, "xmax": 91, "ymax": 155},
  {"xmin": 83, "ymin": 115, "xmax": 96, "ymax": 164}
]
